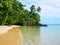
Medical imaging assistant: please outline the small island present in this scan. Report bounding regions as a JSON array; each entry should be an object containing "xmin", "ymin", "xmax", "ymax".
[
  {"xmin": 39, "ymin": 23, "xmax": 48, "ymax": 26},
  {"xmin": 0, "ymin": 0, "xmax": 47, "ymax": 26}
]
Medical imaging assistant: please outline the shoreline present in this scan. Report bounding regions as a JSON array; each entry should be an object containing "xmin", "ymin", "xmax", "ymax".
[
  {"xmin": 0, "ymin": 25, "xmax": 20, "ymax": 35},
  {"xmin": 0, "ymin": 25, "xmax": 22, "ymax": 45}
]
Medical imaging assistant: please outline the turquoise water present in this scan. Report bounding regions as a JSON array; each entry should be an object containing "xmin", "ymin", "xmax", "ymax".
[
  {"xmin": 20, "ymin": 25, "xmax": 60, "ymax": 45},
  {"xmin": 41, "ymin": 25, "xmax": 60, "ymax": 45}
]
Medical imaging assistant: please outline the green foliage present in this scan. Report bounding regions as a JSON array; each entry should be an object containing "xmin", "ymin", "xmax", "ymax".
[
  {"xmin": 0, "ymin": 0, "xmax": 41, "ymax": 26},
  {"xmin": 30, "ymin": 5, "xmax": 35, "ymax": 13},
  {"xmin": 37, "ymin": 7, "xmax": 41, "ymax": 12}
]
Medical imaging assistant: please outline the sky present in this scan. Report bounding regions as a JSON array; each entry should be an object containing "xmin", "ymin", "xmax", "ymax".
[{"xmin": 18, "ymin": 0, "xmax": 60, "ymax": 24}]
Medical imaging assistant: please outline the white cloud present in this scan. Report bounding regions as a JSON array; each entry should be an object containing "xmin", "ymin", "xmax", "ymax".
[
  {"xmin": 19, "ymin": 0, "xmax": 60, "ymax": 18},
  {"xmin": 36, "ymin": 0, "xmax": 60, "ymax": 18}
]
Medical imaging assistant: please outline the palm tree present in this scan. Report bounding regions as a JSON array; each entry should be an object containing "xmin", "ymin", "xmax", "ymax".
[
  {"xmin": 37, "ymin": 7, "xmax": 41, "ymax": 12},
  {"xmin": 30, "ymin": 5, "xmax": 35, "ymax": 13}
]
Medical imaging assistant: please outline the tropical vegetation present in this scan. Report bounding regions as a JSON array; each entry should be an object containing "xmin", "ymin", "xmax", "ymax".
[{"xmin": 0, "ymin": 0, "xmax": 41, "ymax": 26}]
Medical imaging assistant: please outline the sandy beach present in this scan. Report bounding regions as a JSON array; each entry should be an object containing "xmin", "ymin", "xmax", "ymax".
[{"xmin": 0, "ymin": 25, "xmax": 21, "ymax": 45}]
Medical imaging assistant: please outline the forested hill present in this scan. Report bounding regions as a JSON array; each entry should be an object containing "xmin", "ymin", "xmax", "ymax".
[{"xmin": 0, "ymin": 0, "xmax": 41, "ymax": 26}]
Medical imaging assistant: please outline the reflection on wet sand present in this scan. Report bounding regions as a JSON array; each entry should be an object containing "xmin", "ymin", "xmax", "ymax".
[{"xmin": 20, "ymin": 26, "xmax": 40, "ymax": 45}]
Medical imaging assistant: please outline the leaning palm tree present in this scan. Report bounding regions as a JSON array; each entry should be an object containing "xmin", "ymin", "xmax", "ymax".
[{"xmin": 30, "ymin": 5, "xmax": 36, "ymax": 13}]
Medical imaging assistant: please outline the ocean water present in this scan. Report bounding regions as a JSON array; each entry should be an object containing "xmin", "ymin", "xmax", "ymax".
[
  {"xmin": 20, "ymin": 25, "xmax": 60, "ymax": 45},
  {"xmin": 41, "ymin": 25, "xmax": 60, "ymax": 45}
]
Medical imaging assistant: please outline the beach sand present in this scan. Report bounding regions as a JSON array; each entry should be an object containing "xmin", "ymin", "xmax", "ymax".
[{"xmin": 0, "ymin": 25, "xmax": 22, "ymax": 45}]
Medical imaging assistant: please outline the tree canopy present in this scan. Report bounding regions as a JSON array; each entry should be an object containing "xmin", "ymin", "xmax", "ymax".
[{"xmin": 0, "ymin": 0, "xmax": 41, "ymax": 26}]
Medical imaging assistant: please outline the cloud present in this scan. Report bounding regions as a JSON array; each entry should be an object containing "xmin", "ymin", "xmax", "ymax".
[
  {"xmin": 19, "ymin": 0, "xmax": 60, "ymax": 18},
  {"xmin": 37, "ymin": 0, "xmax": 60, "ymax": 18}
]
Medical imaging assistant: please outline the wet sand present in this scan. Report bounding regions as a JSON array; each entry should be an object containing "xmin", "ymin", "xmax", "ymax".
[{"xmin": 0, "ymin": 26, "xmax": 21, "ymax": 45}]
